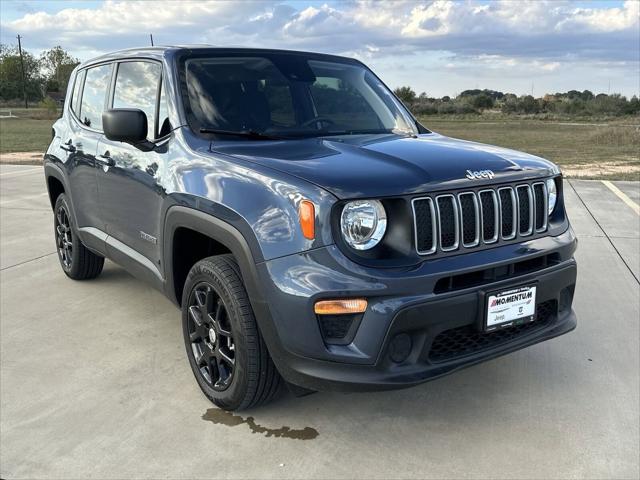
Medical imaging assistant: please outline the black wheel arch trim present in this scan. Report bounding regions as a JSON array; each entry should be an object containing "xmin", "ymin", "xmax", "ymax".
[{"xmin": 44, "ymin": 163, "xmax": 72, "ymax": 212}]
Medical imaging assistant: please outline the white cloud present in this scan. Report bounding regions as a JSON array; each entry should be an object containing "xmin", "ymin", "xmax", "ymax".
[{"xmin": 1, "ymin": 0, "xmax": 638, "ymax": 96}]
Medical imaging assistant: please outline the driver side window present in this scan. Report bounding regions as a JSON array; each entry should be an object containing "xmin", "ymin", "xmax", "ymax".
[{"xmin": 112, "ymin": 61, "xmax": 162, "ymax": 140}]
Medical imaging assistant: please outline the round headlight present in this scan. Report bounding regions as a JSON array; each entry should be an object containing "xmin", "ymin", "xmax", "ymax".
[
  {"xmin": 546, "ymin": 178, "xmax": 558, "ymax": 215},
  {"xmin": 340, "ymin": 200, "xmax": 387, "ymax": 250}
]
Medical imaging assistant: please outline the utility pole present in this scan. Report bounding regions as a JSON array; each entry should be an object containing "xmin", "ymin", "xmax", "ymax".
[
  {"xmin": 150, "ymin": 34, "xmax": 154, "ymax": 46},
  {"xmin": 16, "ymin": 34, "xmax": 28, "ymax": 109}
]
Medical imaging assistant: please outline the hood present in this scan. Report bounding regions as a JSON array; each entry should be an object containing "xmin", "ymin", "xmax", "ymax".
[{"xmin": 207, "ymin": 133, "xmax": 558, "ymax": 199}]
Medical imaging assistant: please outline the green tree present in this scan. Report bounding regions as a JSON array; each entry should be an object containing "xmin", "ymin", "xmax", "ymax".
[
  {"xmin": 393, "ymin": 86, "xmax": 416, "ymax": 105},
  {"xmin": 0, "ymin": 44, "xmax": 44, "ymax": 102},
  {"xmin": 40, "ymin": 46, "xmax": 79, "ymax": 93},
  {"xmin": 471, "ymin": 93, "xmax": 494, "ymax": 110}
]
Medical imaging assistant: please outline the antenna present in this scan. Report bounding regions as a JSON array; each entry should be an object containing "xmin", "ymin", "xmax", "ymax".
[{"xmin": 150, "ymin": 34, "xmax": 154, "ymax": 46}]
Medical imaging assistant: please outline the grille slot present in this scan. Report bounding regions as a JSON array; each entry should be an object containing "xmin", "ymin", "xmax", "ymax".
[
  {"xmin": 458, "ymin": 193, "xmax": 479, "ymax": 247},
  {"xmin": 413, "ymin": 181, "xmax": 550, "ymax": 255},
  {"xmin": 498, "ymin": 187, "xmax": 517, "ymax": 239},
  {"xmin": 436, "ymin": 195, "xmax": 459, "ymax": 251},
  {"xmin": 479, "ymin": 190, "xmax": 499, "ymax": 243},
  {"xmin": 412, "ymin": 198, "xmax": 436, "ymax": 255},
  {"xmin": 517, "ymin": 185, "xmax": 534, "ymax": 236},
  {"xmin": 533, "ymin": 182, "xmax": 548, "ymax": 232}
]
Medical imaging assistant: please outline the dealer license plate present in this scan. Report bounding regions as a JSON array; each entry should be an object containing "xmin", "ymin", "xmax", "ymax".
[{"xmin": 485, "ymin": 285, "xmax": 537, "ymax": 332}]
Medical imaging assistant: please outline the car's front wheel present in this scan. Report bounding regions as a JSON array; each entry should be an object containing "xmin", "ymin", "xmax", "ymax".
[{"xmin": 181, "ymin": 254, "xmax": 282, "ymax": 410}]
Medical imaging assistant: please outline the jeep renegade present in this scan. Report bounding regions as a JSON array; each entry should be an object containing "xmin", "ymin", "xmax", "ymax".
[{"xmin": 45, "ymin": 47, "xmax": 577, "ymax": 411}]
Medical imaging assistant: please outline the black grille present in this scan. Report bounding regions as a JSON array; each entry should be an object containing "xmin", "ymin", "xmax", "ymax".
[
  {"xmin": 413, "ymin": 198, "xmax": 434, "ymax": 253},
  {"xmin": 459, "ymin": 194, "xmax": 477, "ymax": 245},
  {"xmin": 517, "ymin": 186, "xmax": 532, "ymax": 234},
  {"xmin": 479, "ymin": 191, "xmax": 496, "ymax": 242},
  {"xmin": 533, "ymin": 183, "xmax": 546, "ymax": 230},
  {"xmin": 499, "ymin": 188, "xmax": 515, "ymax": 238},
  {"xmin": 428, "ymin": 300, "xmax": 557, "ymax": 363},
  {"xmin": 437, "ymin": 196, "xmax": 457, "ymax": 249},
  {"xmin": 412, "ymin": 181, "xmax": 551, "ymax": 256}
]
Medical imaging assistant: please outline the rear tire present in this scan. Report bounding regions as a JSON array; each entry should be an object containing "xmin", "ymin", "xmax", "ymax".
[
  {"xmin": 181, "ymin": 254, "xmax": 282, "ymax": 411},
  {"xmin": 54, "ymin": 194, "xmax": 104, "ymax": 280}
]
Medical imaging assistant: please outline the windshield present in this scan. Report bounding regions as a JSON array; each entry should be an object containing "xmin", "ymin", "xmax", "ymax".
[{"xmin": 179, "ymin": 53, "xmax": 418, "ymax": 138}]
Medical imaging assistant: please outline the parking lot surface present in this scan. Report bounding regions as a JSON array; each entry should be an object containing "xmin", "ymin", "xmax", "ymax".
[{"xmin": 1, "ymin": 164, "xmax": 638, "ymax": 479}]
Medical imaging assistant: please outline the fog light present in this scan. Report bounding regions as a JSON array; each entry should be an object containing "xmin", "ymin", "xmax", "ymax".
[{"xmin": 389, "ymin": 333, "xmax": 412, "ymax": 363}]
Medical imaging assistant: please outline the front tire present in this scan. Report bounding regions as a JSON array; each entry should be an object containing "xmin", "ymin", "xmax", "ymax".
[
  {"xmin": 54, "ymin": 194, "xmax": 104, "ymax": 280},
  {"xmin": 181, "ymin": 255, "xmax": 282, "ymax": 411}
]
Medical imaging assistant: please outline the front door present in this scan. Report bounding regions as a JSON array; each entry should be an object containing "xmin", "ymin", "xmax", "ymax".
[{"xmin": 95, "ymin": 60, "xmax": 168, "ymax": 274}]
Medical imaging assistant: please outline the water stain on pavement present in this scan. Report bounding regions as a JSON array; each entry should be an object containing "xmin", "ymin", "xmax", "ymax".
[{"xmin": 202, "ymin": 408, "xmax": 319, "ymax": 440}]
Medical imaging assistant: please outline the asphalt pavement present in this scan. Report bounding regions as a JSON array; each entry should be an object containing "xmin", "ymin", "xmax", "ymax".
[{"xmin": 1, "ymin": 164, "xmax": 638, "ymax": 479}]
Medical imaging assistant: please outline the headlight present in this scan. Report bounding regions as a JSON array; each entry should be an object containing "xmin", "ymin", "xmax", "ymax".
[
  {"xmin": 340, "ymin": 200, "xmax": 387, "ymax": 250},
  {"xmin": 546, "ymin": 178, "xmax": 558, "ymax": 215}
]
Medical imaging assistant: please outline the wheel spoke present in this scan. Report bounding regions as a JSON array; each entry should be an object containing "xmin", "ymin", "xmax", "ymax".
[
  {"xmin": 217, "ymin": 347, "xmax": 235, "ymax": 366},
  {"xmin": 189, "ymin": 306, "xmax": 203, "ymax": 326},
  {"xmin": 194, "ymin": 289, "xmax": 207, "ymax": 308},
  {"xmin": 214, "ymin": 298, "xmax": 224, "ymax": 322},
  {"xmin": 189, "ymin": 330, "xmax": 201, "ymax": 342}
]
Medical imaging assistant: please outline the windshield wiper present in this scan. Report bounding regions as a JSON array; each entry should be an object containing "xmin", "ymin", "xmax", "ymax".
[{"xmin": 199, "ymin": 127, "xmax": 282, "ymax": 140}]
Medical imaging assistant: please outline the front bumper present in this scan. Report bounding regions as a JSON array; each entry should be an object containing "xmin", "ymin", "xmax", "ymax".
[{"xmin": 252, "ymin": 227, "xmax": 578, "ymax": 392}]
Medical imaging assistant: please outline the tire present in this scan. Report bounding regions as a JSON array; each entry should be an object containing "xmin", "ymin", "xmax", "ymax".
[
  {"xmin": 54, "ymin": 194, "xmax": 104, "ymax": 280},
  {"xmin": 181, "ymin": 254, "xmax": 282, "ymax": 411}
]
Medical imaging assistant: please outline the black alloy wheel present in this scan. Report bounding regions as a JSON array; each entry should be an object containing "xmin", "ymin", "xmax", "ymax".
[
  {"xmin": 55, "ymin": 204, "xmax": 74, "ymax": 271},
  {"xmin": 52, "ymin": 193, "xmax": 104, "ymax": 280},
  {"xmin": 187, "ymin": 282, "xmax": 236, "ymax": 391}
]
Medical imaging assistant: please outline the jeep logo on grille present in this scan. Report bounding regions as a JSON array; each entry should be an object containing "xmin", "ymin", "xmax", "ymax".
[{"xmin": 465, "ymin": 169, "xmax": 495, "ymax": 180}]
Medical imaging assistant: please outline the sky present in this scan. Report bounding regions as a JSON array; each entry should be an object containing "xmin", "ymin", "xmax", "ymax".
[{"xmin": 1, "ymin": 0, "xmax": 639, "ymax": 97}]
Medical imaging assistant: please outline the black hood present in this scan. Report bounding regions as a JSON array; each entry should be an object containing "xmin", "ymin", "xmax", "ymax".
[{"xmin": 206, "ymin": 133, "xmax": 557, "ymax": 199}]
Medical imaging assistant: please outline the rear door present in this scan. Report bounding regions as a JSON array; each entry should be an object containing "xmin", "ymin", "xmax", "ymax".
[
  {"xmin": 64, "ymin": 63, "xmax": 113, "ymax": 250},
  {"xmin": 96, "ymin": 60, "xmax": 167, "ymax": 273}
]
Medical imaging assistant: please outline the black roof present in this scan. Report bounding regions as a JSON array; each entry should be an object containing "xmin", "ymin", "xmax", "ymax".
[{"xmin": 79, "ymin": 45, "xmax": 360, "ymax": 69}]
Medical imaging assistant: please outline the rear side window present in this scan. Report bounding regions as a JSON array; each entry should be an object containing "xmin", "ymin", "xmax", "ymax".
[
  {"xmin": 80, "ymin": 64, "xmax": 112, "ymax": 130},
  {"xmin": 112, "ymin": 61, "xmax": 161, "ymax": 140},
  {"xmin": 70, "ymin": 70, "xmax": 85, "ymax": 116}
]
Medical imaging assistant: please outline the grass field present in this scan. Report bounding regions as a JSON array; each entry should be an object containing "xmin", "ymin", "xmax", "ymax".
[
  {"xmin": 421, "ymin": 116, "xmax": 640, "ymax": 180},
  {"xmin": 1, "ymin": 110, "xmax": 638, "ymax": 179}
]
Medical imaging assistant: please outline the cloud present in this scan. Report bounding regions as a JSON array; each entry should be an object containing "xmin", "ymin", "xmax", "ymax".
[{"xmin": 1, "ymin": 0, "xmax": 637, "ymax": 95}]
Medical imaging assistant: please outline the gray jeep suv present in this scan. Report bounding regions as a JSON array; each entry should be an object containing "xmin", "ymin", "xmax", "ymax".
[{"xmin": 45, "ymin": 46, "xmax": 577, "ymax": 410}]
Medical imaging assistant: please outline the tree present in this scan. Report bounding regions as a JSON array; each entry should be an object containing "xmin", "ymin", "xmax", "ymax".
[
  {"xmin": 393, "ymin": 86, "xmax": 416, "ymax": 105},
  {"xmin": 0, "ymin": 44, "xmax": 44, "ymax": 102},
  {"xmin": 40, "ymin": 46, "xmax": 79, "ymax": 93},
  {"xmin": 471, "ymin": 94, "xmax": 494, "ymax": 110}
]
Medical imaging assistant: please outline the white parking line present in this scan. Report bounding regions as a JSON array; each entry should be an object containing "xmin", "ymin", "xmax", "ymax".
[
  {"xmin": 602, "ymin": 180, "xmax": 640, "ymax": 216},
  {"xmin": 0, "ymin": 192, "xmax": 48, "ymax": 206},
  {"xmin": 0, "ymin": 167, "xmax": 43, "ymax": 177}
]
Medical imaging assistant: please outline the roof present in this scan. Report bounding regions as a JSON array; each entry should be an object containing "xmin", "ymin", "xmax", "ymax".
[{"xmin": 78, "ymin": 45, "xmax": 360, "ymax": 69}]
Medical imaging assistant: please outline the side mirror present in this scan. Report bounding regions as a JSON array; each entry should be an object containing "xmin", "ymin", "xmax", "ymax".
[{"xmin": 102, "ymin": 109, "xmax": 148, "ymax": 145}]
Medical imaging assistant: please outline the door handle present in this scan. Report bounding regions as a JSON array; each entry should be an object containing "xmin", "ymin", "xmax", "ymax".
[
  {"xmin": 96, "ymin": 151, "xmax": 115, "ymax": 167},
  {"xmin": 59, "ymin": 139, "xmax": 76, "ymax": 153}
]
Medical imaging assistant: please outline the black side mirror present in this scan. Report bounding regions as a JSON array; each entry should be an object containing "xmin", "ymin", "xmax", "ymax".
[{"xmin": 102, "ymin": 109, "xmax": 151, "ymax": 149}]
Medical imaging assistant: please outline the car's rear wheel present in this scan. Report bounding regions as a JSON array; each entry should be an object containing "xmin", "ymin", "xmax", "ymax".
[
  {"xmin": 182, "ymin": 254, "xmax": 282, "ymax": 410},
  {"xmin": 54, "ymin": 194, "xmax": 104, "ymax": 279}
]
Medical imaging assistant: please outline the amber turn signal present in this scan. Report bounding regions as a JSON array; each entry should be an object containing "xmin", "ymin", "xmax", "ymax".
[
  {"xmin": 314, "ymin": 299, "xmax": 368, "ymax": 315},
  {"xmin": 299, "ymin": 200, "xmax": 315, "ymax": 240}
]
